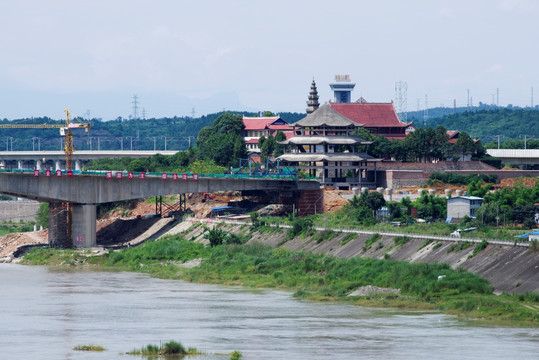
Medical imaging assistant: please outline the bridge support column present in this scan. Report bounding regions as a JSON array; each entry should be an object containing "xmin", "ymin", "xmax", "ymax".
[
  {"xmin": 75, "ymin": 160, "xmax": 82, "ymax": 171},
  {"xmin": 0, "ymin": 160, "xmax": 5, "ymax": 169},
  {"xmin": 72, "ymin": 204, "xmax": 96, "ymax": 248},
  {"xmin": 17, "ymin": 160, "xmax": 23, "ymax": 169},
  {"xmin": 36, "ymin": 160, "xmax": 43, "ymax": 170},
  {"xmin": 48, "ymin": 202, "xmax": 70, "ymax": 247},
  {"xmin": 55, "ymin": 160, "xmax": 61, "ymax": 170}
]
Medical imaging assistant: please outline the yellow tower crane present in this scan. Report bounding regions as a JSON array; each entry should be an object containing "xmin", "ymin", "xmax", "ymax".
[
  {"xmin": 0, "ymin": 109, "xmax": 90, "ymax": 170},
  {"xmin": 0, "ymin": 109, "xmax": 90, "ymax": 245}
]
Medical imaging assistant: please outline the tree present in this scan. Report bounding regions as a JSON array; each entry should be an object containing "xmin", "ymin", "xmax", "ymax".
[
  {"xmin": 454, "ymin": 131, "xmax": 475, "ymax": 159},
  {"xmin": 36, "ymin": 203, "xmax": 49, "ymax": 228},
  {"xmin": 196, "ymin": 113, "xmax": 246, "ymax": 167}
]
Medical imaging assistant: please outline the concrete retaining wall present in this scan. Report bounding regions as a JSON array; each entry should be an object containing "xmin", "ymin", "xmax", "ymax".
[{"xmin": 0, "ymin": 201, "xmax": 40, "ymax": 222}]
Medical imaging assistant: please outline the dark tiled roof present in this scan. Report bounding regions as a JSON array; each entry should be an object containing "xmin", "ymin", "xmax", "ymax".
[{"xmin": 295, "ymin": 104, "xmax": 363, "ymax": 128}]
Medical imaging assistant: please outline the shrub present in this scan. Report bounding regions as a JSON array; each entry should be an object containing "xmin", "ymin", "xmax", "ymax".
[
  {"xmin": 393, "ymin": 236, "xmax": 410, "ymax": 247},
  {"xmin": 315, "ymin": 230, "xmax": 336, "ymax": 244},
  {"xmin": 205, "ymin": 228, "xmax": 227, "ymax": 247},
  {"xmin": 230, "ymin": 350, "xmax": 243, "ymax": 360},
  {"xmin": 471, "ymin": 240, "xmax": 488, "ymax": 257},
  {"xmin": 287, "ymin": 217, "xmax": 314, "ymax": 239},
  {"xmin": 339, "ymin": 233, "xmax": 356, "ymax": 246},
  {"xmin": 362, "ymin": 233, "xmax": 381, "ymax": 251}
]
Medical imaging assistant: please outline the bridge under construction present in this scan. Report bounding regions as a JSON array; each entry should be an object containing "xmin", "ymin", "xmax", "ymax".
[{"xmin": 0, "ymin": 170, "xmax": 320, "ymax": 248}]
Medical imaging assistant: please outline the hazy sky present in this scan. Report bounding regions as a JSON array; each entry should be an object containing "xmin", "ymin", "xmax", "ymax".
[{"xmin": 0, "ymin": 0, "xmax": 537, "ymax": 120}]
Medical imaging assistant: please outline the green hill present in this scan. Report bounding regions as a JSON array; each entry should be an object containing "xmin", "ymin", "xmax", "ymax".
[{"xmin": 414, "ymin": 108, "xmax": 539, "ymax": 142}]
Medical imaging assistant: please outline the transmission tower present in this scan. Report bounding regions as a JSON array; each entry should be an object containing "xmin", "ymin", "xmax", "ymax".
[
  {"xmin": 142, "ymin": 108, "xmax": 146, "ymax": 120},
  {"xmin": 132, "ymin": 94, "xmax": 139, "ymax": 120},
  {"xmin": 191, "ymin": 107, "xmax": 196, "ymax": 118},
  {"xmin": 423, "ymin": 94, "xmax": 428, "ymax": 126},
  {"xmin": 394, "ymin": 81, "xmax": 408, "ymax": 122}
]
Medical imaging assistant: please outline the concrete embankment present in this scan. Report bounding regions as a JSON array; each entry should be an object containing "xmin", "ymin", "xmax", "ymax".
[{"xmin": 166, "ymin": 220, "xmax": 539, "ymax": 295}]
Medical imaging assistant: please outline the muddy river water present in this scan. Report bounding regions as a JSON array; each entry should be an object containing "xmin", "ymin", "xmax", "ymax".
[{"xmin": 1, "ymin": 264, "xmax": 538, "ymax": 360}]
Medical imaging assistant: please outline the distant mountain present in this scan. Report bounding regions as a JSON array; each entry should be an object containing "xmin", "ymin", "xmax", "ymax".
[{"xmin": 411, "ymin": 108, "xmax": 539, "ymax": 141}]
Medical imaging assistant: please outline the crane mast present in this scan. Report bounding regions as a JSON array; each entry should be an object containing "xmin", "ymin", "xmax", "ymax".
[{"xmin": 0, "ymin": 109, "xmax": 90, "ymax": 246}]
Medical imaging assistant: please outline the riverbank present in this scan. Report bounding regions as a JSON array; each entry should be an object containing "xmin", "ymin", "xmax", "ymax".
[{"xmin": 21, "ymin": 228, "xmax": 539, "ymax": 326}]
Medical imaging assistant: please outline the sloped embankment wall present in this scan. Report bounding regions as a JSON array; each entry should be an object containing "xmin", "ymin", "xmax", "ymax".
[{"xmin": 174, "ymin": 222, "xmax": 539, "ymax": 295}]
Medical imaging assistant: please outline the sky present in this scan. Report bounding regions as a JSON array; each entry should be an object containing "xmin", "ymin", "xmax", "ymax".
[{"xmin": 0, "ymin": 0, "xmax": 537, "ymax": 120}]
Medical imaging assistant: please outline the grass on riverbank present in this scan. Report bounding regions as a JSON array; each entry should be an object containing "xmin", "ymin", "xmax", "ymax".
[{"xmin": 22, "ymin": 236, "xmax": 539, "ymax": 325}]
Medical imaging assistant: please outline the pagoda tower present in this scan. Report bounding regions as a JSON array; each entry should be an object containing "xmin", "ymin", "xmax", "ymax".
[{"xmin": 306, "ymin": 79, "xmax": 320, "ymax": 114}]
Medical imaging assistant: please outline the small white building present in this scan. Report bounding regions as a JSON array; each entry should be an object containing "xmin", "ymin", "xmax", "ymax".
[{"xmin": 447, "ymin": 196, "xmax": 484, "ymax": 219}]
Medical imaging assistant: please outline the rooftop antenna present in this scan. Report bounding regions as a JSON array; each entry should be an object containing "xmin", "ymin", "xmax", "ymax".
[
  {"xmin": 132, "ymin": 94, "xmax": 139, "ymax": 120},
  {"xmin": 394, "ymin": 81, "xmax": 408, "ymax": 122}
]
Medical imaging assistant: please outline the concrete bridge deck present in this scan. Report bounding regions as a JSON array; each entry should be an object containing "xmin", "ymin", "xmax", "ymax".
[{"xmin": 0, "ymin": 170, "xmax": 319, "ymax": 247}]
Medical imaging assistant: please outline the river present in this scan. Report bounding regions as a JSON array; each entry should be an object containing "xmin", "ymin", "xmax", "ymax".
[{"xmin": 1, "ymin": 264, "xmax": 538, "ymax": 360}]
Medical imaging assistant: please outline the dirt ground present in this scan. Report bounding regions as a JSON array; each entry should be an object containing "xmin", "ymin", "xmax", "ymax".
[{"xmin": 0, "ymin": 229, "xmax": 48, "ymax": 259}]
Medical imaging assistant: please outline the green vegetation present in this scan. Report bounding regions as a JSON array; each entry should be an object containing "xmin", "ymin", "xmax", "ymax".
[
  {"xmin": 393, "ymin": 236, "xmax": 410, "ymax": 247},
  {"xmin": 286, "ymin": 217, "xmax": 314, "ymax": 239},
  {"xmin": 73, "ymin": 344, "xmax": 105, "ymax": 351},
  {"xmin": 362, "ymin": 233, "xmax": 381, "ymax": 251},
  {"xmin": 314, "ymin": 230, "xmax": 336, "ymax": 244},
  {"xmin": 418, "ymin": 239, "xmax": 434, "ymax": 250},
  {"xmin": 22, "ymin": 234, "xmax": 539, "ymax": 325},
  {"xmin": 471, "ymin": 240, "xmax": 489, "ymax": 257},
  {"xmin": 428, "ymin": 172, "xmax": 497, "ymax": 186},
  {"xmin": 366, "ymin": 126, "xmax": 485, "ymax": 162},
  {"xmin": 447, "ymin": 241, "xmax": 472, "ymax": 253},
  {"xmin": 127, "ymin": 341, "xmax": 200, "ymax": 356},
  {"xmin": 339, "ymin": 233, "xmax": 356, "ymax": 246},
  {"xmin": 229, "ymin": 350, "xmax": 243, "ymax": 360},
  {"xmin": 0, "ymin": 220, "xmax": 36, "ymax": 236},
  {"xmin": 423, "ymin": 108, "xmax": 539, "ymax": 142}
]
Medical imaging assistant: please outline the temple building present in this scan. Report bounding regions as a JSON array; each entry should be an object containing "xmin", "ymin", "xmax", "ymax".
[
  {"xmin": 242, "ymin": 115, "xmax": 294, "ymax": 154},
  {"xmin": 278, "ymin": 104, "xmax": 380, "ymax": 188},
  {"xmin": 326, "ymin": 75, "xmax": 414, "ymax": 140}
]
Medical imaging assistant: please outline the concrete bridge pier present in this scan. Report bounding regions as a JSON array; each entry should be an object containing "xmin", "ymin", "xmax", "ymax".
[
  {"xmin": 75, "ymin": 160, "xmax": 82, "ymax": 171},
  {"xmin": 55, "ymin": 160, "xmax": 61, "ymax": 171},
  {"xmin": 72, "ymin": 204, "xmax": 96, "ymax": 247},
  {"xmin": 36, "ymin": 160, "xmax": 43, "ymax": 170}
]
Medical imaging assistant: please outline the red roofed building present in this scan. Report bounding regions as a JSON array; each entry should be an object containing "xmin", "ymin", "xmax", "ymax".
[
  {"xmin": 330, "ymin": 98, "xmax": 413, "ymax": 140},
  {"xmin": 242, "ymin": 116, "xmax": 295, "ymax": 153}
]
